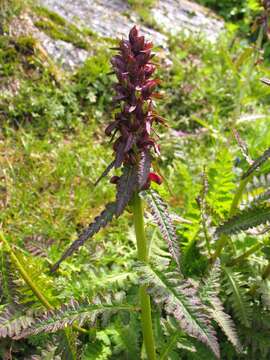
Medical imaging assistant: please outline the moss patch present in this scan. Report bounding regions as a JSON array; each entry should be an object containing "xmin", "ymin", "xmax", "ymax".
[
  {"xmin": 0, "ymin": 35, "xmax": 38, "ymax": 79},
  {"xmin": 33, "ymin": 6, "xmax": 94, "ymax": 50}
]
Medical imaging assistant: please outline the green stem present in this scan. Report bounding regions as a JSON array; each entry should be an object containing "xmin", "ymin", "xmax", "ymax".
[
  {"xmin": 262, "ymin": 262, "xmax": 270, "ymax": 280},
  {"xmin": 229, "ymin": 177, "xmax": 250, "ymax": 218},
  {"xmin": 0, "ymin": 231, "xmax": 88, "ymax": 335},
  {"xmin": 227, "ymin": 241, "xmax": 264, "ymax": 266},
  {"xmin": 0, "ymin": 231, "xmax": 53, "ymax": 310},
  {"xmin": 132, "ymin": 192, "xmax": 156, "ymax": 360}
]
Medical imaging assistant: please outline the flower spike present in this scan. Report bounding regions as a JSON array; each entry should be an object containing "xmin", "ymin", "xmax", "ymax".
[{"xmin": 104, "ymin": 25, "xmax": 164, "ymax": 189}]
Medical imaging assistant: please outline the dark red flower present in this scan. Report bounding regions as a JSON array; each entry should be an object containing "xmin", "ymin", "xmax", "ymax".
[{"xmin": 106, "ymin": 25, "xmax": 164, "ymax": 189}]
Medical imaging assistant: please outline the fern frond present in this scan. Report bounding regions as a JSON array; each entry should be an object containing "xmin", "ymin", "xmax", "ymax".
[
  {"xmin": 58, "ymin": 327, "xmax": 78, "ymax": 360},
  {"xmin": 242, "ymin": 146, "xmax": 270, "ymax": 179},
  {"xmin": 216, "ymin": 206, "xmax": 270, "ymax": 236},
  {"xmin": 196, "ymin": 171, "xmax": 212, "ymax": 258},
  {"xmin": 210, "ymin": 296, "xmax": 242, "ymax": 352},
  {"xmin": 23, "ymin": 235, "xmax": 54, "ymax": 258},
  {"xmin": 246, "ymin": 173, "xmax": 270, "ymax": 193},
  {"xmin": 30, "ymin": 343, "xmax": 61, "ymax": 360},
  {"xmin": 81, "ymin": 341, "xmax": 111, "ymax": 360},
  {"xmin": 51, "ymin": 202, "xmax": 117, "ymax": 272},
  {"xmin": 145, "ymin": 190, "xmax": 180, "ymax": 268},
  {"xmin": 0, "ymin": 232, "xmax": 53, "ymax": 310},
  {"xmin": 15, "ymin": 252, "xmax": 57, "ymax": 308},
  {"xmin": 206, "ymin": 148, "xmax": 235, "ymax": 216},
  {"xmin": 116, "ymin": 314, "xmax": 140, "ymax": 360},
  {"xmin": 199, "ymin": 261, "xmax": 242, "ymax": 352},
  {"xmin": 15, "ymin": 297, "xmax": 136, "ymax": 339},
  {"xmin": 0, "ymin": 306, "xmax": 35, "ymax": 338},
  {"xmin": 137, "ymin": 263, "xmax": 220, "ymax": 358},
  {"xmin": 241, "ymin": 173, "xmax": 270, "ymax": 208},
  {"xmin": 223, "ymin": 267, "xmax": 252, "ymax": 327},
  {"xmin": 0, "ymin": 250, "xmax": 17, "ymax": 303},
  {"xmin": 249, "ymin": 189, "xmax": 270, "ymax": 207},
  {"xmin": 196, "ymin": 191, "xmax": 216, "ymax": 259},
  {"xmin": 160, "ymin": 317, "xmax": 196, "ymax": 359},
  {"xmin": 199, "ymin": 261, "xmax": 221, "ymax": 301}
]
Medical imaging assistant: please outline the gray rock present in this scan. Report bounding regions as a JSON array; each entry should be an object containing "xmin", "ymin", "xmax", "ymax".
[
  {"xmin": 39, "ymin": 0, "xmax": 224, "ymax": 45},
  {"xmin": 8, "ymin": 12, "xmax": 90, "ymax": 70},
  {"xmin": 36, "ymin": 0, "xmax": 224, "ymax": 68},
  {"xmin": 152, "ymin": 0, "xmax": 224, "ymax": 42}
]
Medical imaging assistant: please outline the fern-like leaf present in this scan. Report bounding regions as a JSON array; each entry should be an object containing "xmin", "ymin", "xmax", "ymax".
[
  {"xmin": 145, "ymin": 190, "xmax": 180, "ymax": 268},
  {"xmin": 223, "ymin": 267, "xmax": 252, "ymax": 327},
  {"xmin": 115, "ymin": 165, "xmax": 138, "ymax": 216},
  {"xmin": 0, "ymin": 306, "xmax": 35, "ymax": 338},
  {"xmin": 160, "ymin": 317, "xmax": 196, "ymax": 359},
  {"xmin": 211, "ymin": 297, "xmax": 242, "ymax": 351},
  {"xmin": 242, "ymin": 146, "xmax": 270, "ymax": 179},
  {"xmin": 196, "ymin": 172, "xmax": 216, "ymax": 259},
  {"xmin": 250, "ymin": 189, "xmax": 270, "ymax": 206},
  {"xmin": 51, "ymin": 202, "xmax": 117, "ymax": 272},
  {"xmin": 199, "ymin": 261, "xmax": 242, "ymax": 352},
  {"xmin": 30, "ymin": 343, "xmax": 61, "ymax": 360},
  {"xmin": 241, "ymin": 173, "xmax": 270, "ymax": 208},
  {"xmin": 137, "ymin": 263, "xmax": 220, "ymax": 358},
  {"xmin": 117, "ymin": 313, "xmax": 141, "ymax": 359},
  {"xmin": 15, "ymin": 297, "xmax": 136, "ymax": 339},
  {"xmin": 0, "ymin": 250, "xmax": 17, "ymax": 303},
  {"xmin": 216, "ymin": 206, "xmax": 270, "ymax": 236},
  {"xmin": 24, "ymin": 235, "xmax": 54, "ymax": 258},
  {"xmin": 59, "ymin": 328, "xmax": 78, "ymax": 360}
]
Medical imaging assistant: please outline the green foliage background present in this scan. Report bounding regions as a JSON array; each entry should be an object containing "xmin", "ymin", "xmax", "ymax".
[{"xmin": 0, "ymin": 1, "xmax": 270, "ymax": 359}]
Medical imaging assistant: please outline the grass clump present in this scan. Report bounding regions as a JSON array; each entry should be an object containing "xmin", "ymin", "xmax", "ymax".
[
  {"xmin": 0, "ymin": 39, "xmax": 114, "ymax": 131},
  {"xmin": 13, "ymin": 36, "xmax": 36, "ymax": 55}
]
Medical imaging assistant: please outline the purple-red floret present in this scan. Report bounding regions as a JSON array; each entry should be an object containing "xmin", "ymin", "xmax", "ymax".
[{"xmin": 106, "ymin": 25, "xmax": 163, "ymax": 187}]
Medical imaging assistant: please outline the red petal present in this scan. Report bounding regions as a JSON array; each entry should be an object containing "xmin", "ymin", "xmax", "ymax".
[{"xmin": 148, "ymin": 172, "xmax": 163, "ymax": 185}]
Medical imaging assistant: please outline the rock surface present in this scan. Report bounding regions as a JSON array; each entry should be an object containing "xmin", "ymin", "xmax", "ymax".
[
  {"xmin": 30, "ymin": 0, "xmax": 224, "ymax": 69},
  {"xmin": 9, "ymin": 13, "xmax": 90, "ymax": 70},
  {"xmin": 40, "ymin": 0, "xmax": 223, "ymax": 43}
]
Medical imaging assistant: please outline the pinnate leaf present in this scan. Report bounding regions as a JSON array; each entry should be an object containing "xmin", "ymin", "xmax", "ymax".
[
  {"xmin": 51, "ymin": 202, "xmax": 117, "ymax": 272},
  {"xmin": 242, "ymin": 146, "xmax": 270, "ymax": 179},
  {"xmin": 137, "ymin": 263, "xmax": 220, "ymax": 358},
  {"xmin": 216, "ymin": 206, "xmax": 270, "ymax": 236},
  {"xmin": 145, "ymin": 189, "xmax": 180, "ymax": 268}
]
